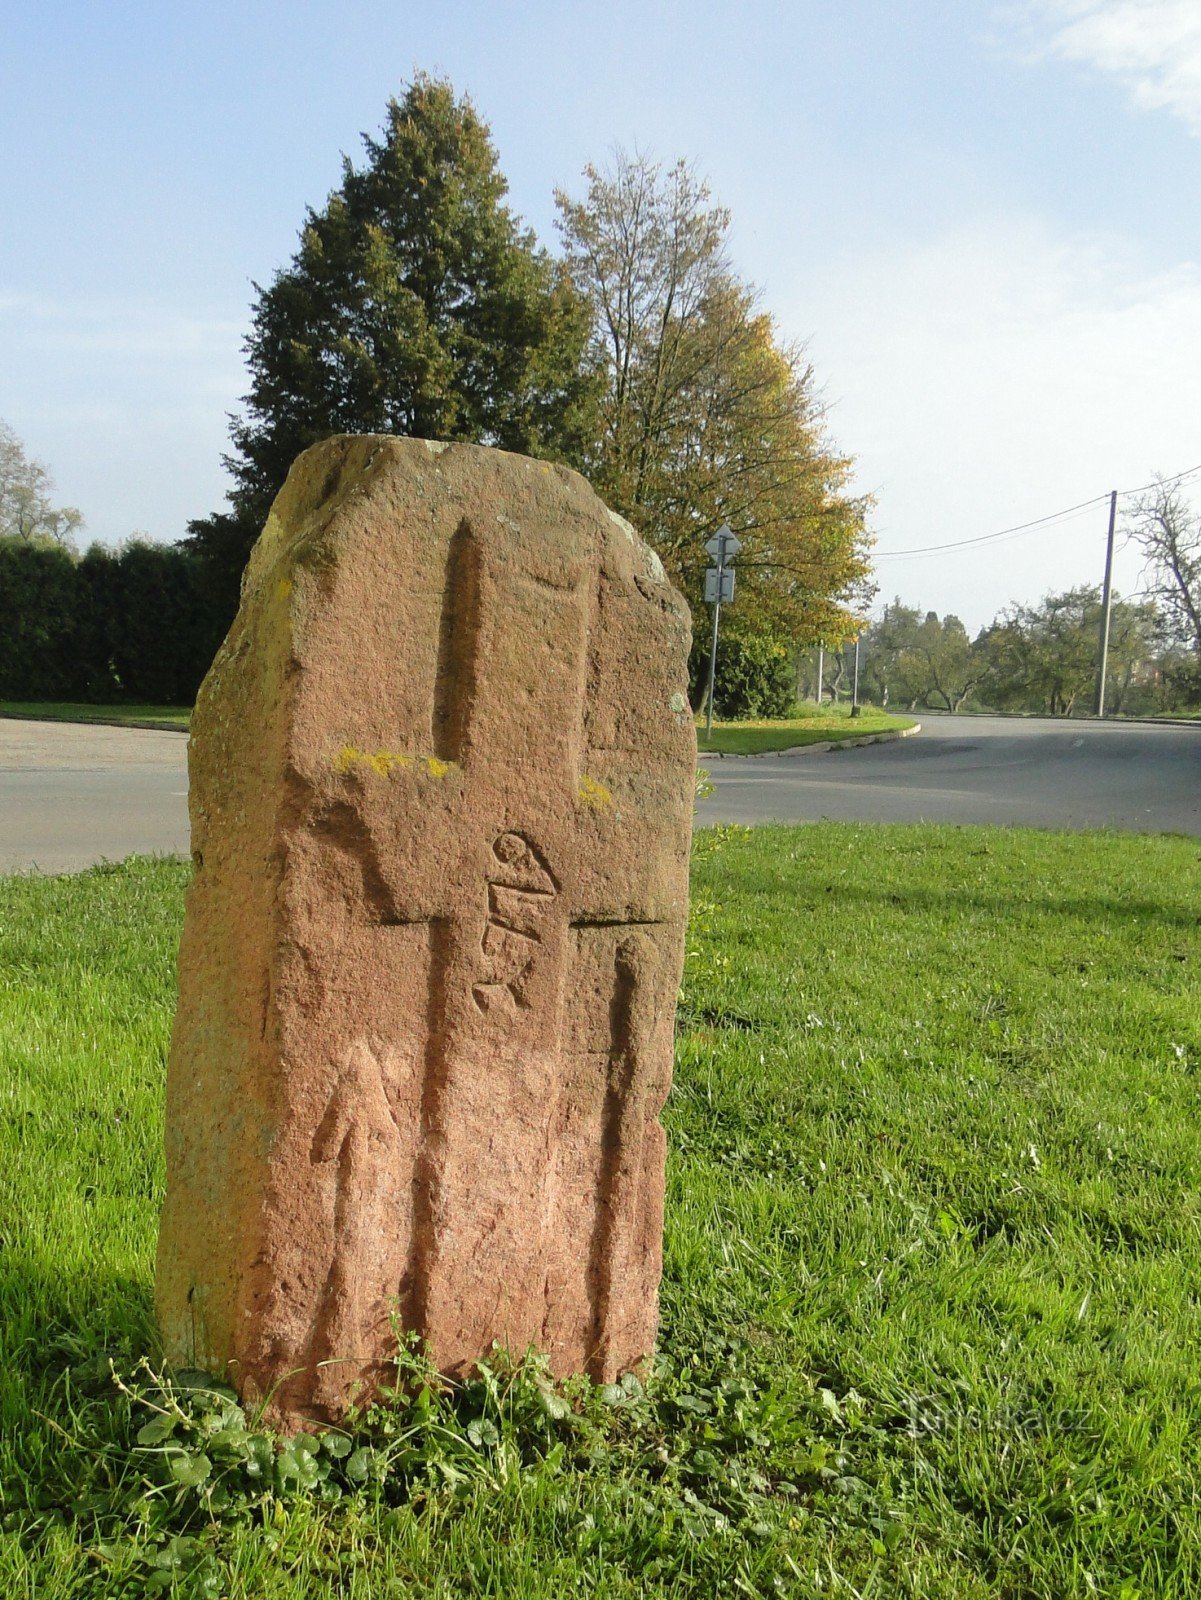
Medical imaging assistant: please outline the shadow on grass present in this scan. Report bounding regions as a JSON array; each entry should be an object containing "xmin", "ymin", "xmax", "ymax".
[
  {"xmin": 0, "ymin": 1257, "xmax": 158, "ymax": 1530},
  {"xmin": 0, "ymin": 1253, "xmax": 157, "ymax": 1404}
]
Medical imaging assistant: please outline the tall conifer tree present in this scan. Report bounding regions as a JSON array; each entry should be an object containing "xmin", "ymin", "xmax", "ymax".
[{"xmin": 188, "ymin": 77, "xmax": 595, "ymax": 613}]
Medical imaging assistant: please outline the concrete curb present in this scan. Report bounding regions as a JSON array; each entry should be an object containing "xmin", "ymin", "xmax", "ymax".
[
  {"xmin": 0, "ymin": 711, "xmax": 189, "ymax": 734},
  {"xmin": 699, "ymin": 723, "xmax": 921, "ymax": 760}
]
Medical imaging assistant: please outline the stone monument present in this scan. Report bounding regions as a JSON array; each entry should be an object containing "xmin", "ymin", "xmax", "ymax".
[{"xmin": 155, "ymin": 437, "xmax": 695, "ymax": 1424}]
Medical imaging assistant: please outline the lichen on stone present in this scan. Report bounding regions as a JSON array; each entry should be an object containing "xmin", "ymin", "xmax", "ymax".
[
  {"xmin": 333, "ymin": 746, "xmax": 457, "ymax": 780},
  {"xmin": 577, "ymin": 774, "xmax": 614, "ymax": 811}
]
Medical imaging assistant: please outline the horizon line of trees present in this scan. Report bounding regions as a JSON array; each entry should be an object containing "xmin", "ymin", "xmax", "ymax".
[
  {"xmin": 799, "ymin": 476, "xmax": 1201, "ymax": 719},
  {"xmin": 812, "ymin": 577, "xmax": 1199, "ymax": 719},
  {"xmin": 0, "ymin": 536, "xmax": 223, "ymax": 705},
  {"xmin": 6, "ymin": 452, "xmax": 1199, "ymax": 717}
]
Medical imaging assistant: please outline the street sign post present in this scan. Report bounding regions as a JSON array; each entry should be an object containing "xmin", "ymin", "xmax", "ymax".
[
  {"xmin": 703, "ymin": 524, "xmax": 740, "ymax": 738},
  {"xmin": 704, "ymin": 568, "xmax": 735, "ymax": 604},
  {"xmin": 705, "ymin": 527, "xmax": 742, "ymax": 563}
]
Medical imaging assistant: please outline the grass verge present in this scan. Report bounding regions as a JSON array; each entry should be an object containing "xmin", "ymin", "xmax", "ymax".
[
  {"xmin": 697, "ymin": 703, "xmax": 914, "ymax": 754},
  {"xmin": 0, "ymin": 702, "xmax": 191, "ymax": 729},
  {"xmin": 1, "ymin": 824, "xmax": 1199, "ymax": 1596}
]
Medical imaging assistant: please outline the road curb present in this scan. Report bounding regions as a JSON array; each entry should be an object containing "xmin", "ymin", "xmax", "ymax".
[
  {"xmin": 699, "ymin": 723, "xmax": 921, "ymax": 760},
  {"xmin": 0, "ymin": 711, "xmax": 189, "ymax": 734}
]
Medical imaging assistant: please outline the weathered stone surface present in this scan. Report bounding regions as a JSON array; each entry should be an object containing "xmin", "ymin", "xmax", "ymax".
[{"xmin": 155, "ymin": 437, "xmax": 695, "ymax": 1425}]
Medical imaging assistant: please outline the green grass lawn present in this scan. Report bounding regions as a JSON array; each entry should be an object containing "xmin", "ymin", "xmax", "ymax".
[
  {"xmin": 0, "ymin": 702, "xmax": 191, "ymax": 729},
  {"xmin": 2, "ymin": 825, "xmax": 1200, "ymax": 1597},
  {"xmin": 697, "ymin": 703, "xmax": 915, "ymax": 754}
]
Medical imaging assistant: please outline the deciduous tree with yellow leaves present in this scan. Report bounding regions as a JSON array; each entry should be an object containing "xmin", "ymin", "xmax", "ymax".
[{"xmin": 556, "ymin": 151, "xmax": 873, "ymax": 648}]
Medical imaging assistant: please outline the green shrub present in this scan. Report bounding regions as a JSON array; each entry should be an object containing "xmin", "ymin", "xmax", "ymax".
[{"xmin": 689, "ymin": 631, "xmax": 795, "ymax": 719}]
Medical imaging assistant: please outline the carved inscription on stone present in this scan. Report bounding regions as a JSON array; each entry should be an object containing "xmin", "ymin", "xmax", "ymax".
[
  {"xmin": 474, "ymin": 832, "xmax": 556, "ymax": 1013},
  {"xmin": 156, "ymin": 438, "xmax": 695, "ymax": 1425}
]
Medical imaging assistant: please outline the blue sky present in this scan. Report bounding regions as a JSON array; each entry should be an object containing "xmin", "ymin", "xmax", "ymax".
[{"xmin": 3, "ymin": 0, "xmax": 1199, "ymax": 629}]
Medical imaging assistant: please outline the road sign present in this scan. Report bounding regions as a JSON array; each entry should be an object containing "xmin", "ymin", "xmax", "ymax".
[
  {"xmin": 704, "ymin": 524, "xmax": 742, "ymax": 561},
  {"xmin": 704, "ymin": 567, "xmax": 735, "ymax": 604}
]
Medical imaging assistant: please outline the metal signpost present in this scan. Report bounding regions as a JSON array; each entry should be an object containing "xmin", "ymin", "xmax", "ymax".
[{"xmin": 703, "ymin": 525, "xmax": 742, "ymax": 737}]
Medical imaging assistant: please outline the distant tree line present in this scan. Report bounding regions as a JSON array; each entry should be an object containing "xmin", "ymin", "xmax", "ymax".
[
  {"xmin": 832, "ymin": 583, "xmax": 1199, "ymax": 720},
  {"xmin": 0, "ymin": 424, "xmax": 228, "ymax": 703},
  {"xmin": 798, "ymin": 477, "xmax": 1201, "ymax": 719}
]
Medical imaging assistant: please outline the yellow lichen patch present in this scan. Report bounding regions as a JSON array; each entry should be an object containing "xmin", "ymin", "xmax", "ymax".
[
  {"xmin": 577, "ymin": 774, "xmax": 614, "ymax": 812},
  {"xmin": 333, "ymin": 746, "xmax": 459, "ymax": 780},
  {"xmin": 333, "ymin": 745, "xmax": 412, "ymax": 778},
  {"xmin": 275, "ymin": 578, "xmax": 293, "ymax": 603}
]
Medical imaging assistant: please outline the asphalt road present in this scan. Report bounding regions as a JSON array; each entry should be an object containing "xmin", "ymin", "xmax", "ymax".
[
  {"xmin": 2, "ymin": 713, "xmax": 1200, "ymax": 874},
  {"xmin": 0, "ymin": 719, "xmax": 190, "ymax": 874},
  {"xmin": 698, "ymin": 714, "xmax": 1201, "ymax": 835}
]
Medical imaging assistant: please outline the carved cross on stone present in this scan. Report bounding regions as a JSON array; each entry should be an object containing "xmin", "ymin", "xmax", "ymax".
[{"xmin": 156, "ymin": 439, "xmax": 695, "ymax": 1425}]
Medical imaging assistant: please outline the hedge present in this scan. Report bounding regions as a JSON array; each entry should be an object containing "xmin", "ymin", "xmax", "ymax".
[
  {"xmin": 0, "ymin": 538, "xmax": 228, "ymax": 705},
  {"xmin": 4, "ymin": 539, "xmax": 803, "ymax": 720}
]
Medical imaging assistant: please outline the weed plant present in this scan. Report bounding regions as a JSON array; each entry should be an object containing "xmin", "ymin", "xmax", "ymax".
[{"xmin": 1, "ymin": 825, "xmax": 1199, "ymax": 1596}]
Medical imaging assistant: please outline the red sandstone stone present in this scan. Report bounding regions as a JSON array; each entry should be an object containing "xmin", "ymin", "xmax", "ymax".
[{"xmin": 155, "ymin": 437, "xmax": 695, "ymax": 1426}]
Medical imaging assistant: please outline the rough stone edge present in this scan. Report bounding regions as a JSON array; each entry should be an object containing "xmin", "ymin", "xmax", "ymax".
[
  {"xmin": 699, "ymin": 723, "xmax": 921, "ymax": 761},
  {"xmin": 0, "ymin": 710, "xmax": 189, "ymax": 733}
]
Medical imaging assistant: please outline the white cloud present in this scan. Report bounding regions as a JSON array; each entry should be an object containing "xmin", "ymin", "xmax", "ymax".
[
  {"xmin": 1028, "ymin": 0, "xmax": 1201, "ymax": 132},
  {"xmin": 787, "ymin": 213, "xmax": 1201, "ymax": 629}
]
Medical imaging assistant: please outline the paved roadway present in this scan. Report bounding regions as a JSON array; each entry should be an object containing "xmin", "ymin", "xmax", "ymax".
[
  {"xmin": 2, "ymin": 713, "xmax": 1199, "ymax": 874},
  {"xmin": 0, "ymin": 719, "xmax": 190, "ymax": 874},
  {"xmin": 698, "ymin": 714, "xmax": 1201, "ymax": 836}
]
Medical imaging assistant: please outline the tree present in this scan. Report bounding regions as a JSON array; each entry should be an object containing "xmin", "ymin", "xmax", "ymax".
[
  {"xmin": 555, "ymin": 151, "xmax": 872, "ymax": 645},
  {"xmin": 863, "ymin": 602, "xmax": 986, "ymax": 712},
  {"xmin": 1124, "ymin": 477, "xmax": 1201, "ymax": 662},
  {"xmin": 686, "ymin": 631, "xmax": 794, "ymax": 719},
  {"xmin": 188, "ymin": 77, "xmax": 596, "ymax": 612},
  {"xmin": 0, "ymin": 421, "xmax": 83, "ymax": 546},
  {"xmin": 979, "ymin": 586, "xmax": 1158, "ymax": 716}
]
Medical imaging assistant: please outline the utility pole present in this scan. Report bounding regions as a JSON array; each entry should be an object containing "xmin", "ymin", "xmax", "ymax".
[
  {"xmin": 816, "ymin": 642, "xmax": 824, "ymax": 705},
  {"xmin": 850, "ymin": 636, "xmax": 861, "ymax": 718},
  {"xmin": 1094, "ymin": 489, "xmax": 1117, "ymax": 718}
]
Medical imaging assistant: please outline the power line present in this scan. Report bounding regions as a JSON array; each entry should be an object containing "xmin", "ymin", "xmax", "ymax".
[
  {"xmin": 875, "ymin": 499, "xmax": 1106, "ymax": 560},
  {"xmin": 873, "ymin": 462, "xmax": 1201, "ymax": 561},
  {"xmin": 1117, "ymin": 462, "xmax": 1201, "ymax": 498}
]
